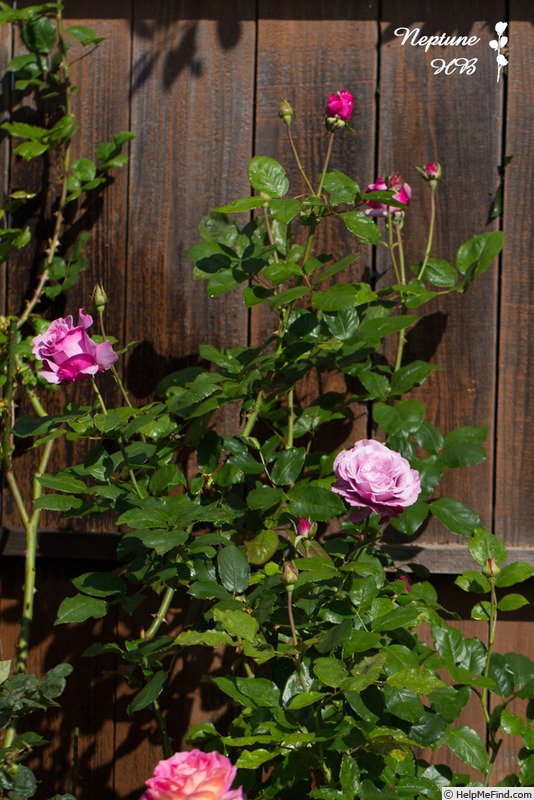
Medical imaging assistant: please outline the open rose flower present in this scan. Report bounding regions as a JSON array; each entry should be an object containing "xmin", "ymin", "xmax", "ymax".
[
  {"xmin": 331, "ymin": 439, "xmax": 421, "ymax": 525},
  {"xmin": 325, "ymin": 90, "xmax": 354, "ymax": 122},
  {"xmin": 141, "ymin": 750, "xmax": 245, "ymax": 800},
  {"xmin": 363, "ymin": 174, "xmax": 411, "ymax": 217},
  {"xmin": 32, "ymin": 308, "xmax": 118, "ymax": 385}
]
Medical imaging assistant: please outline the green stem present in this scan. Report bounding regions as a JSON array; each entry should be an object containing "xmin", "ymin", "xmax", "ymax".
[
  {"xmin": 393, "ymin": 224, "xmax": 407, "ymax": 373},
  {"xmin": 287, "ymin": 387, "xmax": 294, "ymax": 449},
  {"xmin": 152, "ymin": 699, "xmax": 171, "ymax": 760},
  {"xmin": 262, "ymin": 205, "xmax": 279, "ymax": 262},
  {"xmin": 316, "ymin": 131, "xmax": 334, "ymax": 199},
  {"xmin": 482, "ymin": 581, "xmax": 498, "ymax": 786},
  {"xmin": 286, "ymin": 587, "xmax": 297, "ymax": 647},
  {"xmin": 145, "ymin": 585, "xmax": 176, "ymax": 639},
  {"xmin": 286, "ymin": 125, "xmax": 315, "ymax": 195},
  {"xmin": 1, "ymin": 319, "xmax": 18, "ymax": 472},
  {"xmin": 242, "ymin": 390, "xmax": 264, "ymax": 437},
  {"xmin": 18, "ymin": 6, "xmax": 72, "ymax": 328},
  {"xmin": 417, "ymin": 184, "xmax": 437, "ymax": 281},
  {"xmin": 386, "ymin": 210, "xmax": 401, "ymax": 285}
]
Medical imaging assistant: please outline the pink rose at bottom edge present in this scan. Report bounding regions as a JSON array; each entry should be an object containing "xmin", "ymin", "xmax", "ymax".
[
  {"xmin": 331, "ymin": 439, "xmax": 421, "ymax": 525},
  {"xmin": 141, "ymin": 749, "xmax": 246, "ymax": 800},
  {"xmin": 32, "ymin": 308, "xmax": 118, "ymax": 385}
]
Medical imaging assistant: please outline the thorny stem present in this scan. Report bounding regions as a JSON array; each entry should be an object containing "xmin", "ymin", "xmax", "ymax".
[
  {"xmin": 482, "ymin": 580, "xmax": 499, "ymax": 786},
  {"xmin": 262, "ymin": 205, "xmax": 279, "ymax": 263},
  {"xmin": 18, "ymin": 7, "xmax": 73, "ymax": 328},
  {"xmin": 287, "ymin": 387, "xmax": 294, "ymax": 449},
  {"xmin": 242, "ymin": 390, "xmax": 264, "ymax": 437},
  {"xmin": 145, "ymin": 585, "xmax": 176, "ymax": 640}
]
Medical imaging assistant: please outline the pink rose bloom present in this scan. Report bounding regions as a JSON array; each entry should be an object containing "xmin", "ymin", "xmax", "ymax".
[
  {"xmin": 142, "ymin": 750, "xmax": 246, "ymax": 800},
  {"xmin": 424, "ymin": 161, "xmax": 441, "ymax": 179},
  {"xmin": 331, "ymin": 439, "xmax": 421, "ymax": 525},
  {"xmin": 32, "ymin": 308, "xmax": 118, "ymax": 385},
  {"xmin": 363, "ymin": 174, "xmax": 412, "ymax": 217},
  {"xmin": 325, "ymin": 90, "xmax": 354, "ymax": 122}
]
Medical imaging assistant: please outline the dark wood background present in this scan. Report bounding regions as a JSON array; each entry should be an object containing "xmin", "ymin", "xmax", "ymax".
[{"xmin": 1, "ymin": 1, "xmax": 533, "ymax": 796}]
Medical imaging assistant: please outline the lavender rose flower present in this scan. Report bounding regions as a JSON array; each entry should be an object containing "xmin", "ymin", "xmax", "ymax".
[
  {"xmin": 141, "ymin": 750, "xmax": 245, "ymax": 800},
  {"xmin": 331, "ymin": 439, "xmax": 421, "ymax": 525},
  {"xmin": 32, "ymin": 308, "xmax": 118, "ymax": 385}
]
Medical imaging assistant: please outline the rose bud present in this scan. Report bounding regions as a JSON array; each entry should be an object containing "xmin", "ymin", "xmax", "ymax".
[
  {"xmin": 297, "ymin": 518, "xmax": 312, "ymax": 537},
  {"xmin": 416, "ymin": 161, "xmax": 442, "ymax": 184},
  {"xmin": 399, "ymin": 575, "xmax": 412, "ymax": 592},
  {"xmin": 91, "ymin": 282, "xmax": 108, "ymax": 314},
  {"xmin": 278, "ymin": 97, "xmax": 294, "ymax": 125},
  {"xmin": 281, "ymin": 561, "xmax": 298, "ymax": 587},
  {"xmin": 482, "ymin": 557, "xmax": 500, "ymax": 580}
]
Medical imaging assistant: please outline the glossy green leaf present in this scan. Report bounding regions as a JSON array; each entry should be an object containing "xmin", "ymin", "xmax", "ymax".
[
  {"xmin": 390, "ymin": 360, "xmax": 438, "ymax": 396},
  {"xmin": 66, "ymin": 24, "xmax": 105, "ymax": 45},
  {"xmin": 269, "ymin": 197, "xmax": 301, "ymax": 223},
  {"xmin": 55, "ymin": 594, "xmax": 109, "ymax": 625},
  {"xmin": 456, "ymin": 231, "xmax": 504, "ymax": 276},
  {"xmin": 323, "ymin": 169, "xmax": 360, "ymax": 205},
  {"xmin": 72, "ymin": 572, "xmax": 126, "ymax": 598},
  {"xmin": 214, "ymin": 196, "xmax": 265, "ymax": 213},
  {"xmin": 430, "ymin": 498, "xmax": 480, "ymax": 538},
  {"xmin": 373, "ymin": 400, "xmax": 425, "ymax": 437},
  {"xmin": 468, "ymin": 527, "xmax": 507, "ymax": 566},
  {"xmin": 128, "ymin": 670, "xmax": 167, "ymax": 715},
  {"xmin": 23, "ymin": 15, "xmax": 56, "ymax": 53},
  {"xmin": 244, "ymin": 529, "xmax": 279, "ymax": 564},
  {"xmin": 213, "ymin": 608, "xmax": 259, "ymax": 642},
  {"xmin": 340, "ymin": 210, "xmax": 381, "ymax": 245},
  {"xmin": 386, "ymin": 668, "xmax": 446, "ymax": 694},
  {"xmin": 270, "ymin": 447, "xmax": 306, "ymax": 486},
  {"xmin": 288, "ymin": 485, "xmax": 346, "ymax": 521},
  {"xmin": 498, "ymin": 593, "xmax": 529, "ymax": 612},
  {"xmin": 246, "ymin": 487, "xmax": 284, "ymax": 510},
  {"xmin": 496, "ymin": 561, "xmax": 534, "ymax": 588},
  {"xmin": 247, "ymin": 156, "xmax": 288, "ymax": 198},
  {"xmin": 448, "ymin": 726, "xmax": 488, "ymax": 772},
  {"xmin": 217, "ymin": 545, "xmax": 250, "ymax": 594},
  {"xmin": 417, "ymin": 257, "xmax": 458, "ymax": 287}
]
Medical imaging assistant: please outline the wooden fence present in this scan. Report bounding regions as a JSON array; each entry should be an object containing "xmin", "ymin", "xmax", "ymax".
[{"xmin": 1, "ymin": 1, "xmax": 534, "ymax": 797}]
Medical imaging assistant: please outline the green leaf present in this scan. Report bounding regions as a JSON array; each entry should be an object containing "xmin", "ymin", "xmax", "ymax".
[
  {"xmin": 55, "ymin": 594, "xmax": 109, "ymax": 625},
  {"xmin": 128, "ymin": 670, "xmax": 167, "ymax": 715},
  {"xmin": 198, "ymin": 212, "xmax": 239, "ymax": 246},
  {"xmin": 0, "ymin": 660, "xmax": 11, "ymax": 684},
  {"xmin": 236, "ymin": 749, "xmax": 278, "ymax": 769},
  {"xmin": 386, "ymin": 668, "xmax": 446, "ymax": 694},
  {"xmin": 217, "ymin": 546, "xmax": 250, "ymax": 594},
  {"xmin": 14, "ymin": 140, "xmax": 48, "ymax": 160},
  {"xmin": 213, "ymin": 196, "xmax": 265, "ymax": 214},
  {"xmin": 246, "ymin": 486, "xmax": 283, "ymax": 510},
  {"xmin": 66, "ymin": 24, "xmax": 105, "ymax": 45},
  {"xmin": 313, "ymin": 656, "xmax": 348, "ymax": 688},
  {"xmin": 443, "ymin": 426, "xmax": 487, "ymax": 467},
  {"xmin": 359, "ymin": 314, "xmax": 417, "ymax": 338},
  {"xmin": 390, "ymin": 500, "xmax": 429, "ymax": 536},
  {"xmin": 382, "ymin": 686, "xmax": 424, "ymax": 723},
  {"xmin": 72, "ymin": 572, "xmax": 126, "ymax": 598},
  {"xmin": 323, "ymin": 169, "xmax": 360, "ymax": 205},
  {"xmin": 287, "ymin": 691, "xmax": 325, "ymax": 709},
  {"xmin": 71, "ymin": 157, "xmax": 96, "ymax": 182},
  {"xmin": 243, "ymin": 285, "xmax": 273, "ymax": 306},
  {"xmin": 468, "ymin": 527, "xmax": 507, "ymax": 566},
  {"xmin": 288, "ymin": 485, "xmax": 346, "ymax": 521},
  {"xmin": 430, "ymin": 498, "xmax": 480, "ymax": 538},
  {"xmin": 417, "ymin": 257, "xmax": 458, "ymax": 287},
  {"xmin": 498, "ymin": 593, "xmax": 529, "ymax": 612},
  {"xmin": 244, "ymin": 529, "xmax": 279, "ymax": 564},
  {"xmin": 496, "ymin": 561, "xmax": 534, "ymax": 588},
  {"xmin": 373, "ymin": 400, "xmax": 425, "ymax": 437},
  {"xmin": 247, "ymin": 156, "xmax": 288, "ymax": 198},
  {"xmin": 340, "ymin": 210, "xmax": 381, "ymax": 245},
  {"xmin": 323, "ymin": 307, "xmax": 360, "ymax": 341},
  {"xmin": 471, "ymin": 600, "xmax": 491, "ymax": 620},
  {"xmin": 269, "ymin": 197, "xmax": 301, "ymax": 224},
  {"xmin": 268, "ymin": 286, "xmax": 308, "ymax": 308},
  {"xmin": 213, "ymin": 608, "xmax": 259, "ymax": 642},
  {"xmin": 23, "ymin": 15, "xmax": 56, "ymax": 53},
  {"xmin": 431, "ymin": 623, "xmax": 466, "ymax": 664},
  {"xmin": 270, "ymin": 447, "xmax": 306, "ymax": 486},
  {"xmin": 429, "ymin": 685, "xmax": 471, "ymax": 723},
  {"xmin": 448, "ymin": 726, "xmax": 488, "ymax": 772},
  {"xmin": 33, "ymin": 493, "xmax": 83, "ymax": 512},
  {"xmin": 312, "ymin": 283, "xmax": 375, "ymax": 311},
  {"xmin": 37, "ymin": 473, "xmax": 87, "ymax": 493},
  {"xmin": 456, "ymin": 231, "xmax": 504, "ymax": 276},
  {"xmin": 390, "ymin": 360, "xmax": 437, "ymax": 396}
]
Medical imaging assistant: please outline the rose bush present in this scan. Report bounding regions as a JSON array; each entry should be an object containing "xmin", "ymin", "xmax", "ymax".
[
  {"xmin": 141, "ymin": 750, "xmax": 245, "ymax": 800},
  {"xmin": 364, "ymin": 173, "xmax": 412, "ymax": 216},
  {"xmin": 331, "ymin": 438, "xmax": 421, "ymax": 523},
  {"xmin": 31, "ymin": 308, "xmax": 117, "ymax": 385}
]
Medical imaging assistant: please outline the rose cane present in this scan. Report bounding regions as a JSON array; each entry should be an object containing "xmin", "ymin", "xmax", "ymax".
[{"xmin": 415, "ymin": 161, "xmax": 442, "ymax": 280}]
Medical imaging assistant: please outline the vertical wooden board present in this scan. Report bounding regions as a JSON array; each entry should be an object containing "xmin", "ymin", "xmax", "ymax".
[
  {"xmin": 254, "ymin": 1, "xmax": 379, "ymax": 450},
  {"xmin": 378, "ymin": 1, "xmax": 503, "ymax": 546},
  {"xmin": 2, "ymin": 3, "xmax": 133, "ymax": 537},
  {"xmin": 1, "ymin": 559, "xmax": 119, "ymax": 799},
  {"xmin": 495, "ymin": 6, "xmax": 534, "ymax": 546},
  {"xmin": 124, "ymin": 1, "xmax": 255, "ymax": 405}
]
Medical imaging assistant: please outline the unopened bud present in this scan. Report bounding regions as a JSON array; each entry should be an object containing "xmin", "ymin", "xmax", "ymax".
[
  {"xmin": 282, "ymin": 561, "xmax": 298, "ymax": 587},
  {"xmin": 91, "ymin": 283, "xmax": 108, "ymax": 314},
  {"xmin": 482, "ymin": 558, "xmax": 500, "ymax": 580},
  {"xmin": 399, "ymin": 575, "xmax": 411, "ymax": 592},
  {"xmin": 325, "ymin": 116, "xmax": 346, "ymax": 133},
  {"xmin": 279, "ymin": 98, "xmax": 293, "ymax": 125},
  {"xmin": 297, "ymin": 518, "xmax": 312, "ymax": 537},
  {"xmin": 415, "ymin": 161, "xmax": 442, "ymax": 186}
]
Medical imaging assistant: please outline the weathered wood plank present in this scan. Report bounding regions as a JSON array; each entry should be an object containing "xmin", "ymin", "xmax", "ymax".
[
  {"xmin": 494, "ymin": 4, "xmax": 534, "ymax": 546},
  {"xmin": 378, "ymin": 0, "xmax": 504, "ymax": 547},
  {"xmin": 253, "ymin": 0, "xmax": 378, "ymax": 450}
]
